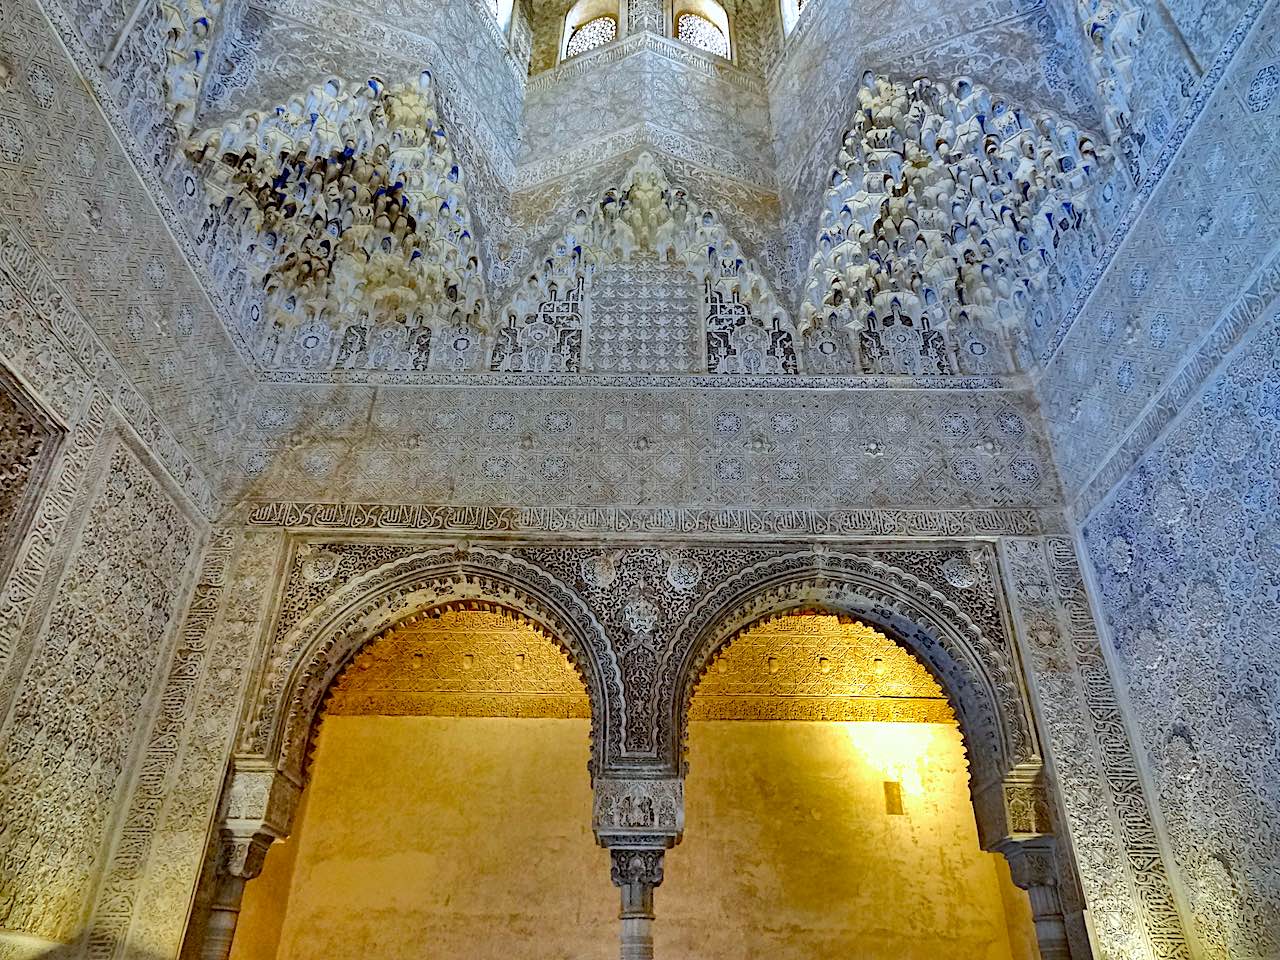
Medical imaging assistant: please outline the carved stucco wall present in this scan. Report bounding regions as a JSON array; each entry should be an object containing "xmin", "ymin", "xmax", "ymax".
[
  {"xmin": 37, "ymin": 0, "xmax": 523, "ymax": 403},
  {"xmin": 0, "ymin": 474, "xmax": 1200, "ymax": 960},
  {"xmin": 205, "ymin": 0, "xmax": 523, "ymax": 160},
  {"xmin": 232, "ymin": 382, "xmax": 1060, "ymax": 509},
  {"xmin": 1001, "ymin": 536, "xmax": 1190, "ymax": 957},
  {"xmin": 0, "ymin": 0, "xmax": 1273, "ymax": 956},
  {"xmin": 0, "ymin": 436, "xmax": 202, "ymax": 943},
  {"xmin": 0, "ymin": 11, "xmax": 244, "ymax": 946},
  {"xmin": 1083, "ymin": 305, "xmax": 1280, "ymax": 956},
  {"xmin": 1036, "ymin": 4, "xmax": 1280, "ymax": 514},
  {"xmin": 0, "ymin": 371, "xmax": 58, "ymax": 586},
  {"xmin": 1033, "ymin": 12, "xmax": 1280, "ymax": 948},
  {"xmin": 1087, "ymin": 0, "xmax": 1259, "ymax": 182},
  {"xmin": 519, "ymin": 39, "xmax": 775, "ymax": 196},
  {"xmin": 0, "ymin": 0, "xmax": 240, "ymax": 510}
]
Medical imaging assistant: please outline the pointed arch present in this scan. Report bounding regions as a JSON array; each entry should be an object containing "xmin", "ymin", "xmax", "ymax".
[
  {"xmin": 561, "ymin": 0, "xmax": 621, "ymax": 61},
  {"xmin": 244, "ymin": 547, "xmax": 622, "ymax": 789},
  {"xmin": 672, "ymin": 0, "xmax": 731, "ymax": 58},
  {"xmin": 662, "ymin": 550, "xmax": 1042, "ymax": 843}
]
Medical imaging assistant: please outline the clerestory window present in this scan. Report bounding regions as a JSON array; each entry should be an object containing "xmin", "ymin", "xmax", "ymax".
[
  {"xmin": 676, "ymin": 11, "xmax": 729, "ymax": 57},
  {"xmin": 565, "ymin": 14, "xmax": 618, "ymax": 58},
  {"xmin": 493, "ymin": 0, "xmax": 515, "ymax": 33},
  {"xmin": 780, "ymin": 0, "xmax": 805, "ymax": 36},
  {"xmin": 671, "ymin": 0, "xmax": 731, "ymax": 58}
]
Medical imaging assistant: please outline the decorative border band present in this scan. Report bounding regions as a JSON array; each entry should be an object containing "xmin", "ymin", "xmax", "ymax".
[{"xmin": 245, "ymin": 501, "xmax": 1061, "ymax": 537}]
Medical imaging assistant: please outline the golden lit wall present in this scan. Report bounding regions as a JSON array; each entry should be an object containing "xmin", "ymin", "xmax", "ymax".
[
  {"xmin": 663, "ymin": 720, "xmax": 1035, "ymax": 959},
  {"xmin": 233, "ymin": 613, "xmax": 1034, "ymax": 959},
  {"xmin": 236, "ymin": 715, "xmax": 616, "ymax": 960}
]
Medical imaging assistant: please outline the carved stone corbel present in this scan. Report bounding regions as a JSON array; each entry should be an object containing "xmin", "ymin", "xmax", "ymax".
[
  {"xmin": 593, "ymin": 776, "xmax": 684, "ymax": 845},
  {"xmin": 201, "ymin": 759, "xmax": 301, "ymax": 960},
  {"xmin": 972, "ymin": 765, "xmax": 1053, "ymax": 850}
]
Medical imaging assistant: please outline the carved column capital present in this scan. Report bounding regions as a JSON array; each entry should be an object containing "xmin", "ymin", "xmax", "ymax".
[
  {"xmin": 608, "ymin": 847, "xmax": 665, "ymax": 960},
  {"xmin": 995, "ymin": 836, "xmax": 1073, "ymax": 960},
  {"xmin": 609, "ymin": 848, "xmax": 666, "ymax": 889},
  {"xmin": 999, "ymin": 836, "xmax": 1061, "ymax": 892},
  {"xmin": 218, "ymin": 829, "xmax": 276, "ymax": 882}
]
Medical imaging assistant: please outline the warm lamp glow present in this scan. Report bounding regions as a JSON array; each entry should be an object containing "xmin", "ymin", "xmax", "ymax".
[{"xmin": 844, "ymin": 721, "xmax": 942, "ymax": 799}]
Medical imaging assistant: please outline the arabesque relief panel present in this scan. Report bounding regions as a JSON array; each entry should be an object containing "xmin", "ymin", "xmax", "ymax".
[
  {"xmin": 1084, "ymin": 305, "xmax": 1280, "ymax": 957},
  {"xmin": 0, "ymin": 436, "xmax": 202, "ymax": 942}
]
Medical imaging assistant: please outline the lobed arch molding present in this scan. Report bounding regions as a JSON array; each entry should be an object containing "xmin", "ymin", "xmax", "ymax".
[
  {"xmin": 257, "ymin": 547, "xmax": 623, "ymax": 793},
  {"xmin": 205, "ymin": 547, "xmax": 1069, "ymax": 960},
  {"xmin": 663, "ymin": 551, "xmax": 1045, "ymax": 848}
]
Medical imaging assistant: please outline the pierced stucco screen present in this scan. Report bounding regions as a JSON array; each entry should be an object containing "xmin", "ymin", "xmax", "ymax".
[
  {"xmin": 677, "ymin": 12, "xmax": 729, "ymax": 57},
  {"xmin": 691, "ymin": 615, "xmax": 955, "ymax": 722},
  {"xmin": 565, "ymin": 15, "xmax": 616, "ymax": 58},
  {"xmin": 325, "ymin": 610, "xmax": 590, "ymax": 719}
]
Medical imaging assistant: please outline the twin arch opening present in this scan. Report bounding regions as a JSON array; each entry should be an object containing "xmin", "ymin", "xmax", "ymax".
[{"xmin": 208, "ymin": 547, "xmax": 1069, "ymax": 960}]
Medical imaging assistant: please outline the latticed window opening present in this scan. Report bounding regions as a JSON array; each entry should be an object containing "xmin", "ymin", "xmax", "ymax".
[
  {"xmin": 676, "ymin": 12, "xmax": 729, "ymax": 57},
  {"xmin": 675, "ymin": 11, "xmax": 727, "ymax": 56},
  {"xmin": 566, "ymin": 15, "xmax": 617, "ymax": 57}
]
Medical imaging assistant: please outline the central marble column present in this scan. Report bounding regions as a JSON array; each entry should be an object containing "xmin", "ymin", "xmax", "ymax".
[
  {"xmin": 611, "ymin": 848, "xmax": 665, "ymax": 960},
  {"xmin": 594, "ymin": 775, "xmax": 684, "ymax": 960},
  {"xmin": 999, "ymin": 837, "xmax": 1072, "ymax": 960}
]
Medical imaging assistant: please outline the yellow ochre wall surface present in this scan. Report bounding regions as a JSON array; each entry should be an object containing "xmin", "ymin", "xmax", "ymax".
[
  {"xmin": 663, "ymin": 719, "xmax": 1036, "ymax": 959},
  {"xmin": 233, "ymin": 715, "xmax": 614, "ymax": 960},
  {"xmin": 234, "ymin": 714, "xmax": 1035, "ymax": 960}
]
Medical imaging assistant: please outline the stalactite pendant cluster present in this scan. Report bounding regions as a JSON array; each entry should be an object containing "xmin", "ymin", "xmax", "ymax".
[
  {"xmin": 494, "ymin": 152, "xmax": 796, "ymax": 374},
  {"xmin": 801, "ymin": 73, "xmax": 1111, "ymax": 375},
  {"xmin": 1076, "ymin": 0, "xmax": 1148, "ymax": 174},
  {"xmin": 185, "ymin": 73, "xmax": 486, "ymax": 343}
]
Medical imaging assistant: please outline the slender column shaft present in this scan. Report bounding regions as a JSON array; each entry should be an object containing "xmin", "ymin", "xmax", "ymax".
[
  {"xmin": 1026, "ymin": 884, "xmax": 1071, "ymax": 960},
  {"xmin": 201, "ymin": 875, "xmax": 246, "ymax": 960},
  {"xmin": 619, "ymin": 881, "xmax": 655, "ymax": 960}
]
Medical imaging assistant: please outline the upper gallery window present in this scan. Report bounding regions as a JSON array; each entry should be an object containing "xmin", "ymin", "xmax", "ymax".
[
  {"xmin": 780, "ymin": 0, "xmax": 806, "ymax": 35},
  {"xmin": 676, "ymin": 12, "xmax": 729, "ymax": 57},
  {"xmin": 672, "ymin": 0, "xmax": 731, "ymax": 58},
  {"xmin": 488, "ymin": 0, "xmax": 515, "ymax": 34},
  {"xmin": 564, "ymin": 13, "xmax": 618, "ymax": 58}
]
